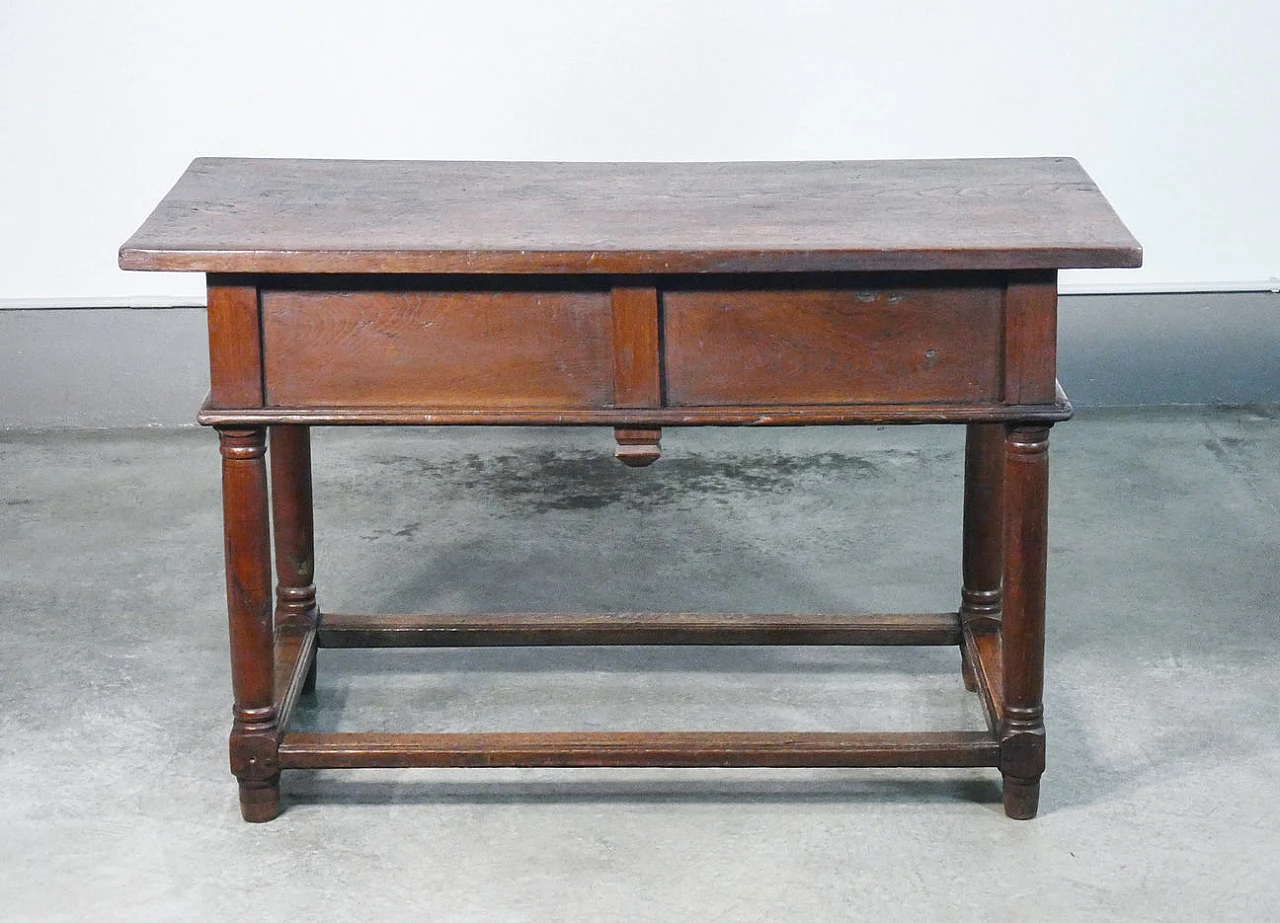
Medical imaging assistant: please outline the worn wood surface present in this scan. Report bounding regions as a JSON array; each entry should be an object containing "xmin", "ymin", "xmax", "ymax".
[
  {"xmin": 960, "ymin": 422, "xmax": 1005, "ymax": 629},
  {"xmin": 999, "ymin": 424, "xmax": 1052, "ymax": 819},
  {"xmin": 1003, "ymin": 271, "xmax": 1060, "ymax": 404},
  {"xmin": 218, "ymin": 427, "xmax": 280, "ymax": 822},
  {"xmin": 118, "ymin": 157, "xmax": 1142, "ymax": 820},
  {"xmin": 278, "ymin": 730, "xmax": 1001, "ymax": 770},
  {"xmin": 316, "ymin": 612, "xmax": 964, "ymax": 647},
  {"xmin": 963, "ymin": 625, "xmax": 1005, "ymax": 735},
  {"xmin": 197, "ymin": 390, "xmax": 1075, "ymax": 427},
  {"xmin": 610, "ymin": 286, "xmax": 662, "ymax": 407},
  {"xmin": 612, "ymin": 426, "xmax": 663, "ymax": 467},
  {"xmin": 269, "ymin": 426, "xmax": 317, "ymax": 629},
  {"xmin": 959, "ymin": 423, "xmax": 1005, "ymax": 692},
  {"xmin": 205, "ymin": 278, "xmax": 261, "ymax": 407},
  {"xmin": 273, "ymin": 626, "xmax": 317, "ymax": 735},
  {"xmin": 664, "ymin": 282, "xmax": 1003, "ymax": 406},
  {"xmin": 269, "ymin": 425, "xmax": 318, "ymax": 693},
  {"xmin": 262, "ymin": 287, "xmax": 613, "ymax": 408},
  {"xmin": 120, "ymin": 158, "xmax": 1141, "ymax": 274}
]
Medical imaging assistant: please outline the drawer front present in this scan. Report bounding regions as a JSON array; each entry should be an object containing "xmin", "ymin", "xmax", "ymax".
[
  {"xmin": 663, "ymin": 285, "xmax": 1003, "ymax": 406},
  {"xmin": 262, "ymin": 288, "xmax": 613, "ymax": 409}
]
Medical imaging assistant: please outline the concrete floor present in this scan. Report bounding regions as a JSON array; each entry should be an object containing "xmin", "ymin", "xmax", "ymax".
[{"xmin": 1, "ymin": 408, "xmax": 1277, "ymax": 921}]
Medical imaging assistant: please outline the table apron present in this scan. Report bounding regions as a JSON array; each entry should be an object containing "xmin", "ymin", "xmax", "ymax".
[{"xmin": 204, "ymin": 271, "xmax": 1063, "ymax": 424}]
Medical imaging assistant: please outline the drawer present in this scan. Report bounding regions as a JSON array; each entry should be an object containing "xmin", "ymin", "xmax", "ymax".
[
  {"xmin": 662, "ymin": 283, "xmax": 1003, "ymax": 406},
  {"xmin": 261, "ymin": 287, "xmax": 613, "ymax": 409}
]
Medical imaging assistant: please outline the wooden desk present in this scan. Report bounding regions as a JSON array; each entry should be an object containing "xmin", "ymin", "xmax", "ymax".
[{"xmin": 120, "ymin": 158, "xmax": 1141, "ymax": 821}]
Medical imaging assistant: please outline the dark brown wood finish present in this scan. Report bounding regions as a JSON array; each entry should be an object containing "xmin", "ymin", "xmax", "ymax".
[
  {"xmin": 610, "ymin": 285, "xmax": 662, "ymax": 407},
  {"xmin": 120, "ymin": 158, "xmax": 1141, "ymax": 274},
  {"xmin": 1003, "ymin": 272, "xmax": 1059, "ymax": 404},
  {"xmin": 963, "ymin": 625, "xmax": 1005, "ymax": 733},
  {"xmin": 664, "ymin": 282, "xmax": 1003, "ymax": 407},
  {"xmin": 197, "ymin": 393, "xmax": 1075, "ymax": 428},
  {"xmin": 999, "ymin": 424, "xmax": 1052, "ymax": 819},
  {"xmin": 273, "ymin": 626, "xmax": 317, "ymax": 734},
  {"xmin": 610, "ymin": 284, "xmax": 663, "ymax": 465},
  {"xmin": 959, "ymin": 423, "xmax": 1006, "ymax": 689},
  {"xmin": 278, "ymin": 731, "xmax": 1000, "ymax": 770},
  {"xmin": 961, "ymin": 422, "xmax": 1007, "ymax": 627},
  {"xmin": 261, "ymin": 287, "xmax": 613, "ymax": 409},
  {"xmin": 121, "ymin": 157, "xmax": 1140, "ymax": 821},
  {"xmin": 613, "ymin": 427, "xmax": 663, "ymax": 467},
  {"xmin": 316, "ymin": 611, "xmax": 963, "ymax": 647},
  {"xmin": 269, "ymin": 425, "xmax": 318, "ymax": 693},
  {"xmin": 205, "ymin": 278, "xmax": 262, "ymax": 408},
  {"xmin": 218, "ymin": 427, "xmax": 279, "ymax": 822}
]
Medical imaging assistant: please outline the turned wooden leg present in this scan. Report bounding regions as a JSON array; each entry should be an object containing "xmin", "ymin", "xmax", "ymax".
[
  {"xmin": 219, "ymin": 427, "xmax": 280, "ymax": 822},
  {"xmin": 1000, "ymin": 423, "xmax": 1051, "ymax": 819},
  {"xmin": 960, "ymin": 423, "xmax": 1004, "ymax": 691},
  {"xmin": 270, "ymin": 425, "xmax": 318, "ymax": 694}
]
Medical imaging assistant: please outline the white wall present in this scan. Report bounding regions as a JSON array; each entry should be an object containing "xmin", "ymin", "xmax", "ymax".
[{"xmin": 2, "ymin": 0, "xmax": 1277, "ymax": 303}]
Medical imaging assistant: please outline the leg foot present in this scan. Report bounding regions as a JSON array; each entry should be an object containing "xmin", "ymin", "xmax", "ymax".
[
  {"xmin": 239, "ymin": 778, "xmax": 281, "ymax": 823},
  {"xmin": 1002, "ymin": 775, "xmax": 1040, "ymax": 819}
]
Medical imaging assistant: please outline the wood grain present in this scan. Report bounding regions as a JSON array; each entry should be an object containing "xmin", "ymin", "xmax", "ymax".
[
  {"xmin": 205, "ymin": 277, "xmax": 262, "ymax": 407},
  {"xmin": 278, "ymin": 730, "xmax": 1001, "ymax": 770},
  {"xmin": 610, "ymin": 285, "xmax": 661, "ymax": 407},
  {"xmin": 961, "ymin": 422, "xmax": 1005, "ymax": 628},
  {"xmin": 1000, "ymin": 424, "xmax": 1051, "ymax": 819},
  {"xmin": 1003, "ymin": 271, "xmax": 1059, "ymax": 404},
  {"xmin": 273, "ymin": 626, "xmax": 317, "ymax": 734},
  {"xmin": 120, "ymin": 156, "xmax": 1142, "ymax": 820},
  {"xmin": 197, "ymin": 393, "xmax": 1075, "ymax": 427},
  {"xmin": 664, "ymin": 282, "xmax": 1003, "ymax": 406},
  {"xmin": 261, "ymin": 287, "xmax": 613, "ymax": 408},
  {"xmin": 316, "ymin": 612, "xmax": 964, "ymax": 647},
  {"xmin": 120, "ymin": 158, "xmax": 1142, "ymax": 275},
  {"xmin": 218, "ymin": 427, "xmax": 279, "ymax": 822},
  {"xmin": 269, "ymin": 425, "xmax": 317, "ymax": 631},
  {"xmin": 963, "ymin": 625, "xmax": 1005, "ymax": 734}
]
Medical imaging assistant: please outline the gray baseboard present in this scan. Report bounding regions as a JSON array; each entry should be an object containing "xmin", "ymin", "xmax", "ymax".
[
  {"xmin": 1057, "ymin": 290, "xmax": 1279, "ymax": 407},
  {"xmin": 1, "ymin": 308, "xmax": 210, "ymax": 428},
  {"xmin": 1, "ymin": 292, "xmax": 1277, "ymax": 427}
]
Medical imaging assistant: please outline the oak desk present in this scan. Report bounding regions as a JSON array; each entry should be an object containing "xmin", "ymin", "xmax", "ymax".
[{"xmin": 120, "ymin": 158, "xmax": 1141, "ymax": 821}]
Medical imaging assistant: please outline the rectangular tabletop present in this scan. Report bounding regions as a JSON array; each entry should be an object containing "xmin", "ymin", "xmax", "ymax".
[{"xmin": 119, "ymin": 158, "xmax": 1141, "ymax": 275}]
